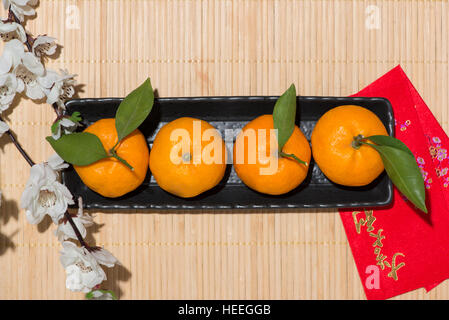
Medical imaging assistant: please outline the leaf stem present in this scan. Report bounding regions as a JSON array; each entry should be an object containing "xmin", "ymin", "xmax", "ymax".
[
  {"xmin": 359, "ymin": 140, "xmax": 377, "ymax": 148},
  {"xmin": 110, "ymin": 149, "xmax": 134, "ymax": 171},
  {"xmin": 279, "ymin": 151, "xmax": 308, "ymax": 166},
  {"xmin": 111, "ymin": 140, "xmax": 120, "ymax": 151}
]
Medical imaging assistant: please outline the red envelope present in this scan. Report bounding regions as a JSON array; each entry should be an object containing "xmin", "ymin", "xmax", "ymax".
[{"xmin": 339, "ymin": 65, "xmax": 449, "ymax": 300}]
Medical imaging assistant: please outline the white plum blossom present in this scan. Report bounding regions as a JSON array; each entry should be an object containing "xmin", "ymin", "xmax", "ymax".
[
  {"xmin": 14, "ymin": 52, "xmax": 46, "ymax": 99},
  {"xmin": 55, "ymin": 197, "xmax": 93, "ymax": 242},
  {"xmin": 0, "ymin": 72, "xmax": 18, "ymax": 111},
  {"xmin": 0, "ymin": 119, "xmax": 8, "ymax": 137},
  {"xmin": 60, "ymin": 241, "xmax": 106, "ymax": 293},
  {"xmin": 0, "ymin": 39, "xmax": 46, "ymax": 100},
  {"xmin": 39, "ymin": 69, "xmax": 76, "ymax": 107},
  {"xmin": 32, "ymin": 35, "xmax": 57, "ymax": 57},
  {"xmin": 20, "ymin": 154, "xmax": 74, "ymax": 225},
  {"xmin": 3, "ymin": 0, "xmax": 37, "ymax": 22},
  {"xmin": 0, "ymin": 20, "xmax": 26, "ymax": 42},
  {"xmin": 0, "ymin": 3, "xmax": 118, "ymax": 296}
]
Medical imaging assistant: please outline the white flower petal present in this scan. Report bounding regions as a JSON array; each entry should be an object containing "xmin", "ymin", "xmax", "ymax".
[
  {"xmin": 25, "ymin": 208, "xmax": 45, "ymax": 225},
  {"xmin": 21, "ymin": 161, "xmax": 72, "ymax": 226},
  {"xmin": 0, "ymin": 39, "xmax": 25, "ymax": 74},
  {"xmin": 0, "ymin": 21, "xmax": 26, "ymax": 43},
  {"xmin": 45, "ymin": 86, "xmax": 60, "ymax": 105},
  {"xmin": 13, "ymin": 0, "xmax": 34, "ymax": 6},
  {"xmin": 32, "ymin": 35, "xmax": 57, "ymax": 57},
  {"xmin": 0, "ymin": 21, "xmax": 17, "ymax": 33},
  {"xmin": 59, "ymin": 241, "xmax": 107, "ymax": 293},
  {"xmin": 55, "ymin": 218, "xmax": 87, "ymax": 241},
  {"xmin": 47, "ymin": 153, "xmax": 69, "ymax": 171},
  {"xmin": 16, "ymin": 78, "xmax": 24, "ymax": 93},
  {"xmin": 0, "ymin": 55, "xmax": 12, "ymax": 75},
  {"xmin": 0, "ymin": 73, "xmax": 17, "ymax": 112},
  {"xmin": 91, "ymin": 248, "xmax": 120, "ymax": 268},
  {"xmin": 24, "ymin": 82, "xmax": 45, "ymax": 100},
  {"xmin": 37, "ymin": 69, "xmax": 61, "ymax": 89},
  {"xmin": 21, "ymin": 52, "xmax": 44, "ymax": 76}
]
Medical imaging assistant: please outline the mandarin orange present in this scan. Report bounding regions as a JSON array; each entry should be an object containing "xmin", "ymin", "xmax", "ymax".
[
  {"xmin": 311, "ymin": 105, "xmax": 388, "ymax": 186},
  {"xmin": 233, "ymin": 114, "xmax": 311, "ymax": 195},
  {"xmin": 74, "ymin": 118, "xmax": 149, "ymax": 198},
  {"xmin": 149, "ymin": 117, "xmax": 227, "ymax": 198}
]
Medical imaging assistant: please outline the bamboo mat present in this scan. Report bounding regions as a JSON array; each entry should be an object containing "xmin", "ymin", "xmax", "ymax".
[{"xmin": 0, "ymin": 0, "xmax": 449, "ymax": 300}]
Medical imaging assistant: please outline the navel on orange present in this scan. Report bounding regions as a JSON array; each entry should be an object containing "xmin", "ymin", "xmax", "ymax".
[
  {"xmin": 311, "ymin": 105, "xmax": 388, "ymax": 186},
  {"xmin": 149, "ymin": 117, "xmax": 227, "ymax": 198},
  {"xmin": 74, "ymin": 118, "xmax": 149, "ymax": 198},
  {"xmin": 233, "ymin": 114, "xmax": 311, "ymax": 195}
]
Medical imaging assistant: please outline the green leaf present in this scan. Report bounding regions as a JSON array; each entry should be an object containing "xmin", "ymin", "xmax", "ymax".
[
  {"xmin": 46, "ymin": 132, "xmax": 109, "ymax": 166},
  {"xmin": 273, "ymin": 84, "xmax": 297, "ymax": 150},
  {"xmin": 51, "ymin": 122, "xmax": 59, "ymax": 136},
  {"xmin": 85, "ymin": 289, "xmax": 118, "ymax": 300},
  {"xmin": 367, "ymin": 135, "xmax": 414, "ymax": 157},
  {"xmin": 115, "ymin": 78, "xmax": 154, "ymax": 142},
  {"xmin": 367, "ymin": 143, "xmax": 427, "ymax": 213},
  {"xmin": 68, "ymin": 111, "xmax": 82, "ymax": 123}
]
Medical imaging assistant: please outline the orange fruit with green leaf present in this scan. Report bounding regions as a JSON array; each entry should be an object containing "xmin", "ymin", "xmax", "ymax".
[
  {"xmin": 233, "ymin": 114, "xmax": 310, "ymax": 195},
  {"xmin": 311, "ymin": 105, "xmax": 388, "ymax": 186},
  {"xmin": 149, "ymin": 117, "xmax": 227, "ymax": 198},
  {"xmin": 233, "ymin": 85, "xmax": 311, "ymax": 195},
  {"xmin": 73, "ymin": 118, "xmax": 149, "ymax": 198},
  {"xmin": 312, "ymin": 104, "xmax": 428, "ymax": 213},
  {"xmin": 47, "ymin": 78, "xmax": 155, "ymax": 198}
]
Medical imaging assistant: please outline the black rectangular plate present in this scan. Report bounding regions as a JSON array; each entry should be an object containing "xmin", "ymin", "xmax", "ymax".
[{"xmin": 63, "ymin": 96, "xmax": 394, "ymax": 211}]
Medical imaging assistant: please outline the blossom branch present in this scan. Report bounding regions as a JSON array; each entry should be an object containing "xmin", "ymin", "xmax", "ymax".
[
  {"xmin": 3, "ymin": 120, "xmax": 91, "ymax": 250},
  {"xmin": 1, "ymin": 0, "xmax": 119, "ymax": 296},
  {"xmin": 2, "ymin": 6, "xmax": 90, "ymax": 249},
  {"xmin": 0, "ymin": 114, "xmax": 91, "ymax": 250}
]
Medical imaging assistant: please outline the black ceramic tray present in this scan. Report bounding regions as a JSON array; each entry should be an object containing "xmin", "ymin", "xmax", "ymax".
[{"xmin": 63, "ymin": 96, "xmax": 394, "ymax": 210}]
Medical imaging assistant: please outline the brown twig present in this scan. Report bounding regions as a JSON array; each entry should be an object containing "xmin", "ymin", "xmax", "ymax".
[
  {"xmin": 0, "ymin": 116, "xmax": 35, "ymax": 167},
  {"xmin": 63, "ymin": 211, "xmax": 91, "ymax": 249}
]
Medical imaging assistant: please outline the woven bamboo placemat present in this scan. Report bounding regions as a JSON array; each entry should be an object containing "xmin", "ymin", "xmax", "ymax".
[{"xmin": 0, "ymin": 0, "xmax": 448, "ymax": 299}]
